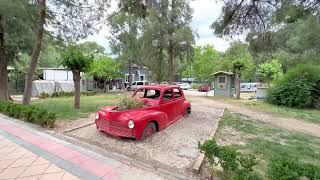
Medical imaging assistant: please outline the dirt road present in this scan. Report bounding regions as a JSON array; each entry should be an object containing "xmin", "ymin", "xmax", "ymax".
[{"xmin": 187, "ymin": 96, "xmax": 320, "ymax": 138}]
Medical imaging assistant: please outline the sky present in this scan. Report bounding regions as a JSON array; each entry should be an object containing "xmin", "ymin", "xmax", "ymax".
[{"xmin": 85, "ymin": 0, "xmax": 231, "ymax": 53}]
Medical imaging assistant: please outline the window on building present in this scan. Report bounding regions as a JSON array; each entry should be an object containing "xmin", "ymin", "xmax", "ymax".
[
  {"xmin": 218, "ymin": 76, "xmax": 227, "ymax": 89},
  {"xmin": 140, "ymin": 75, "xmax": 145, "ymax": 81},
  {"xmin": 125, "ymin": 74, "xmax": 134, "ymax": 82}
]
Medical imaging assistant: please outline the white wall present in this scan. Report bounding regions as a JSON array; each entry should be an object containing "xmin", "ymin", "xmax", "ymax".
[{"xmin": 44, "ymin": 70, "xmax": 73, "ymax": 81}]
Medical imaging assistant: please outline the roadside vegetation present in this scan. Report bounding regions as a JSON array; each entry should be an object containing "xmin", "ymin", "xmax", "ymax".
[
  {"xmin": 209, "ymin": 95, "xmax": 320, "ymax": 124},
  {"xmin": 202, "ymin": 110, "xmax": 320, "ymax": 179},
  {"xmin": 31, "ymin": 94, "xmax": 121, "ymax": 120}
]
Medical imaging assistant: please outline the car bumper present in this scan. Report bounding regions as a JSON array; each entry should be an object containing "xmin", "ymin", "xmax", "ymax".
[{"xmin": 95, "ymin": 118, "xmax": 136, "ymax": 138}]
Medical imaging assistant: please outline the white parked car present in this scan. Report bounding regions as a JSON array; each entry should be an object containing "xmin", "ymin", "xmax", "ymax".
[
  {"xmin": 179, "ymin": 83, "xmax": 191, "ymax": 90},
  {"xmin": 128, "ymin": 81, "xmax": 148, "ymax": 91},
  {"xmin": 240, "ymin": 83, "xmax": 257, "ymax": 92}
]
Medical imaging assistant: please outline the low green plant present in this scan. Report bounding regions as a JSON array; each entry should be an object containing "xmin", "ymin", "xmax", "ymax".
[
  {"xmin": 267, "ymin": 155, "xmax": 320, "ymax": 180},
  {"xmin": 199, "ymin": 139, "xmax": 258, "ymax": 179},
  {"xmin": 117, "ymin": 97, "xmax": 144, "ymax": 111},
  {"xmin": 0, "ymin": 101, "xmax": 56, "ymax": 128},
  {"xmin": 51, "ymin": 91, "xmax": 97, "ymax": 98},
  {"xmin": 267, "ymin": 64, "xmax": 320, "ymax": 108},
  {"xmin": 39, "ymin": 92, "xmax": 50, "ymax": 99}
]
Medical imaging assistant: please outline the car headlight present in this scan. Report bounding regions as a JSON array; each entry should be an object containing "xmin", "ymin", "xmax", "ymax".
[
  {"xmin": 95, "ymin": 112, "xmax": 100, "ymax": 120},
  {"xmin": 128, "ymin": 120, "xmax": 135, "ymax": 129}
]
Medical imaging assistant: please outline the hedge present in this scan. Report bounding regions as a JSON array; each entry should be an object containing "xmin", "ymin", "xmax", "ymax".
[
  {"xmin": 51, "ymin": 91, "xmax": 97, "ymax": 98},
  {"xmin": 0, "ymin": 101, "xmax": 56, "ymax": 128}
]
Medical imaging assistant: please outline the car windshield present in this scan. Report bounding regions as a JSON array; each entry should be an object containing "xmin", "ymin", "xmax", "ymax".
[{"xmin": 133, "ymin": 89, "xmax": 161, "ymax": 100}]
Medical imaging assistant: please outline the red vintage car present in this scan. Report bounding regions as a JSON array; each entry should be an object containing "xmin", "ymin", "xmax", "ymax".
[{"xmin": 95, "ymin": 85, "xmax": 191, "ymax": 140}]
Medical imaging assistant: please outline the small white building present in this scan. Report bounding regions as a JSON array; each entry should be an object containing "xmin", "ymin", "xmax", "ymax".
[{"xmin": 43, "ymin": 68, "xmax": 78, "ymax": 81}]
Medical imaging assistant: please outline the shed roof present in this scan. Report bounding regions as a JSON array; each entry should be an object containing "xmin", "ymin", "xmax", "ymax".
[{"xmin": 211, "ymin": 71, "xmax": 234, "ymax": 75}]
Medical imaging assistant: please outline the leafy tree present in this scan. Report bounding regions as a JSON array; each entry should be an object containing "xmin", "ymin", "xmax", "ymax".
[
  {"xmin": 139, "ymin": 0, "xmax": 194, "ymax": 84},
  {"xmin": 222, "ymin": 42, "xmax": 254, "ymax": 82},
  {"xmin": 193, "ymin": 45, "xmax": 220, "ymax": 83},
  {"xmin": 85, "ymin": 56, "xmax": 123, "ymax": 89},
  {"xmin": 77, "ymin": 41, "xmax": 105, "ymax": 56},
  {"xmin": 0, "ymin": 0, "xmax": 37, "ymax": 100},
  {"xmin": 60, "ymin": 47, "xmax": 93, "ymax": 109},
  {"xmin": 232, "ymin": 59, "xmax": 245, "ymax": 99},
  {"xmin": 258, "ymin": 59, "xmax": 283, "ymax": 83},
  {"xmin": 22, "ymin": 0, "xmax": 110, "ymax": 104},
  {"xmin": 23, "ymin": 0, "xmax": 47, "ymax": 105}
]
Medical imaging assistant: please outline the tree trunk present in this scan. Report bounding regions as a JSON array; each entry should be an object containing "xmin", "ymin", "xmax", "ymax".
[
  {"xmin": 168, "ymin": 42, "xmax": 174, "ymax": 85},
  {"xmin": 235, "ymin": 70, "xmax": 241, "ymax": 99},
  {"xmin": 157, "ymin": 47, "xmax": 163, "ymax": 84},
  {"xmin": 128, "ymin": 59, "xmax": 132, "ymax": 91},
  {"xmin": 73, "ymin": 70, "xmax": 81, "ymax": 109},
  {"xmin": 22, "ymin": 0, "xmax": 46, "ymax": 104},
  {"xmin": 0, "ymin": 15, "xmax": 10, "ymax": 101}
]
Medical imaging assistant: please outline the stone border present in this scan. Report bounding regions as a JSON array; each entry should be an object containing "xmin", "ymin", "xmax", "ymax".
[
  {"xmin": 192, "ymin": 108, "xmax": 225, "ymax": 173},
  {"xmin": 61, "ymin": 122, "xmax": 95, "ymax": 133}
]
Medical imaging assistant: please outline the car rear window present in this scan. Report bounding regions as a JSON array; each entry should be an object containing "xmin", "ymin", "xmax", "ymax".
[{"xmin": 173, "ymin": 88, "xmax": 182, "ymax": 98}]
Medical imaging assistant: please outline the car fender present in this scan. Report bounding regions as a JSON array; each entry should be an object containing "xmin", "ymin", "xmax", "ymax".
[
  {"xmin": 119, "ymin": 110, "xmax": 167, "ymax": 140},
  {"xmin": 183, "ymin": 101, "xmax": 191, "ymax": 111}
]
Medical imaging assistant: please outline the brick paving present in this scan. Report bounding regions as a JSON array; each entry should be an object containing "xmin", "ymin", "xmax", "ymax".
[
  {"xmin": 0, "ymin": 135, "xmax": 79, "ymax": 180},
  {"xmin": 0, "ymin": 116, "xmax": 165, "ymax": 180}
]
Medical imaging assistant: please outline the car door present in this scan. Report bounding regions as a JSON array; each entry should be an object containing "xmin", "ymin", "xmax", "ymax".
[
  {"xmin": 173, "ymin": 88, "xmax": 184, "ymax": 117},
  {"xmin": 160, "ymin": 89, "xmax": 177, "ymax": 125}
]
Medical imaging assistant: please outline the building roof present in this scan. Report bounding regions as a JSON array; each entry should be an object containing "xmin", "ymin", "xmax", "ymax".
[{"xmin": 211, "ymin": 71, "xmax": 234, "ymax": 75}]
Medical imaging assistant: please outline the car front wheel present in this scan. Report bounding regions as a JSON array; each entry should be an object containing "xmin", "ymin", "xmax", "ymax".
[{"xmin": 141, "ymin": 122, "xmax": 156, "ymax": 140}]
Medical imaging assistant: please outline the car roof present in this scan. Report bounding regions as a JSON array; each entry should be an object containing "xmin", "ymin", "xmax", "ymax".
[{"xmin": 137, "ymin": 85, "xmax": 180, "ymax": 91}]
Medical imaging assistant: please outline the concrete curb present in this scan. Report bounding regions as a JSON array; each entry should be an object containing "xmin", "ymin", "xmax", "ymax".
[
  {"xmin": 192, "ymin": 108, "xmax": 225, "ymax": 173},
  {"xmin": 60, "ymin": 122, "xmax": 95, "ymax": 133}
]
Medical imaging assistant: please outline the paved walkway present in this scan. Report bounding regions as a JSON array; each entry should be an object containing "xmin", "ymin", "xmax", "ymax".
[{"xmin": 0, "ymin": 115, "xmax": 164, "ymax": 180}]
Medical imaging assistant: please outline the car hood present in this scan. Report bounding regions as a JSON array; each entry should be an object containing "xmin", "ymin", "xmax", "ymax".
[{"xmin": 97, "ymin": 105, "xmax": 160, "ymax": 123}]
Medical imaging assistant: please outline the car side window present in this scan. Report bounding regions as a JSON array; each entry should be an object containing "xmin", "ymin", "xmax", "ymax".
[
  {"xmin": 173, "ymin": 88, "xmax": 182, "ymax": 98},
  {"xmin": 137, "ymin": 82, "xmax": 143, "ymax": 85},
  {"xmin": 163, "ymin": 89, "xmax": 173, "ymax": 102}
]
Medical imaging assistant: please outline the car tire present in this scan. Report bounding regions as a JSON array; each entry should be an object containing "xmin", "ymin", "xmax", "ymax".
[
  {"xmin": 186, "ymin": 107, "xmax": 191, "ymax": 115},
  {"xmin": 141, "ymin": 122, "xmax": 156, "ymax": 140}
]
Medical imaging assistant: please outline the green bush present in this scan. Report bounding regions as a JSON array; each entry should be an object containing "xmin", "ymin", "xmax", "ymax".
[
  {"xmin": 0, "ymin": 101, "xmax": 56, "ymax": 128},
  {"xmin": 117, "ymin": 97, "xmax": 144, "ymax": 111},
  {"xmin": 192, "ymin": 83, "xmax": 201, "ymax": 89},
  {"xmin": 267, "ymin": 65, "xmax": 320, "ymax": 108},
  {"xmin": 267, "ymin": 155, "xmax": 320, "ymax": 180},
  {"xmin": 199, "ymin": 139, "xmax": 258, "ymax": 179},
  {"xmin": 39, "ymin": 92, "xmax": 50, "ymax": 99},
  {"xmin": 51, "ymin": 91, "xmax": 97, "ymax": 98}
]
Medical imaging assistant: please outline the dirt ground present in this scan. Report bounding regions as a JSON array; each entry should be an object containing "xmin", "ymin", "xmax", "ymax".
[
  {"xmin": 64, "ymin": 107, "xmax": 223, "ymax": 174},
  {"xmin": 187, "ymin": 96, "xmax": 320, "ymax": 138}
]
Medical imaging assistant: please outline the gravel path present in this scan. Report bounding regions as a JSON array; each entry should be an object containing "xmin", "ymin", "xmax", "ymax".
[
  {"xmin": 187, "ymin": 96, "xmax": 320, "ymax": 138},
  {"xmin": 65, "ymin": 108, "xmax": 223, "ymax": 173}
]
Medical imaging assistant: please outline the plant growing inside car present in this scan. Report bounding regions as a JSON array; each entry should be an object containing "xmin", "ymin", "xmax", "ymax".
[{"xmin": 117, "ymin": 97, "xmax": 144, "ymax": 111}]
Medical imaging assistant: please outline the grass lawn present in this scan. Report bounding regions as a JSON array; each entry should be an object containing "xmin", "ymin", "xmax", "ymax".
[
  {"xmin": 215, "ymin": 110, "xmax": 320, "ymax": 178},
  {"xmin": 31, "ymin": 94, "xmax": 122, "ymax": 120},
  {"xmin": 210, "ymin": 94, "xmax": 320, "ymax": 124}
]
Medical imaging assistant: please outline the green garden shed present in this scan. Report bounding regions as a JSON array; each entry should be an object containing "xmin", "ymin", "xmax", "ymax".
[{"xmin": 212, "ymin": 71, "xmax": 235, "ymax": 97}]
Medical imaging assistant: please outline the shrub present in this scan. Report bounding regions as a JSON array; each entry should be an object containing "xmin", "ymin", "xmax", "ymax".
[
  {"xmin": 0, "ymin": 101, "xmax": 56, "ymax": 128},
  {"xmin": 199, "ymin": 139, "xmax": 258, "ymax": 179},
  {"xmin": 39, "ymin": 92, "xmax": 50, "ymax": 99},
  {"xmin": 51, "ymin": 91, "xmax": 97, "ymax": 98},
  {"xmin": 267, "ymin": 64, "xmax": 320, "ymax": 108},
  {"xmin": 117, "ymin": 97, "xmax": 144, "ymax": 111},
  {"xmin": 267, "ymin": 155, "xmax": 320, "ymax": 180},
  {"xmin": 192, "ymin": 83, "xmax": 201, "ymax": 89}
]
